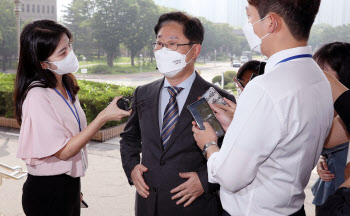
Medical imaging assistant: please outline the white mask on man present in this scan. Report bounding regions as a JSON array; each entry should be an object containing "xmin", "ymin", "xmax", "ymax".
[
  {"xmin": 154, "ymin": 47, "xmax": 194, "ymax": 78},
  {"xmin": 45, "ymin": 49, "xmax": 79, "ymax": 75},
  {"xmin": 242, "ymin": 15, "xmax": 277, "ymax": 53}
]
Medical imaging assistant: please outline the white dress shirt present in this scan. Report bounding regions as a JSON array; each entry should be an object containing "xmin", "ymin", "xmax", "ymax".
[
  {"xmin": 159, "ymin": 71, "xmax": 196, "ymax": 133},
  {"xmin": 207, "ymin": 46, "xmax": 334, "ymax": 215}
]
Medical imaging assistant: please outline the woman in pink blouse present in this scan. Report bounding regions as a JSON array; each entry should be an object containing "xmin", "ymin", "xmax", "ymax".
[{"xmin": 14, "ymin": 20, "xmax": 131, "ymax": 216}]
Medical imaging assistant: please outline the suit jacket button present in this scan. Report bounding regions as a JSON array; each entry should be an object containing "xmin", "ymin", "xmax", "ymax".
[{"xmin": 160, "ymin": 161, "xmax": 165, "ymax": 166}]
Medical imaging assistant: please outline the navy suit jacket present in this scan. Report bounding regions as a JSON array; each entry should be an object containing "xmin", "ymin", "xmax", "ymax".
[{"xmin": 120, "ymin": 72, "xmax": 236, "ymax": 216}]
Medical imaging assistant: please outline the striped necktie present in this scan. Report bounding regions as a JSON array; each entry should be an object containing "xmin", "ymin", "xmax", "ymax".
[{"xmin": 161, "ymin": 86, "xmax": 184, "ymax": 147}]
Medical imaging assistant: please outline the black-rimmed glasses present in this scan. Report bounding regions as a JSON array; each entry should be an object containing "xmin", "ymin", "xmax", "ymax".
[{"xmin": 152, "ymin": 41, "xmax": 197, "ymax": 51}]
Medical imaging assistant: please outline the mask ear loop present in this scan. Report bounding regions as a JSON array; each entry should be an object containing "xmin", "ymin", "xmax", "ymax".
[
  {"xmin": 45, "ymin": 61, "xmax": 54, "ymax": 71},
  {"xmin": 185, "ymin": 45, "xmax": 196, "ymax": 65},
  {"xmin": 260, "ymin": 17, "xmax": 278, "ymax": 40},
  {"xmin": 252, "ymin": 15, "xmax": 269, "ymax": 25}
]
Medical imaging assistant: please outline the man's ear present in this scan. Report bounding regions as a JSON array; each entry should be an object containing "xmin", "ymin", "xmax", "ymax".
[
  {"xmin": 193, "ymin": 44, "xmax": 202, "ymax": 60},
  {"xmin": 266, "ymin": 13, "xmax": 279, "ymax": 34}
]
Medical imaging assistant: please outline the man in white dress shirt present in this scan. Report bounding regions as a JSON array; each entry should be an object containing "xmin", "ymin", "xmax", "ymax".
[{"xmin": 192, "ymin": 0, "xmax": 334, "ymax": 215}]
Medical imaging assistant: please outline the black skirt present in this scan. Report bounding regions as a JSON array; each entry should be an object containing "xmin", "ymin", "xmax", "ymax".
[
  {"xmin": 22, "ymin": 174, "xmax": 81, "ymax": 216},
  {"xmin": 318, "ymin": 187, "xmax": 350, "ymax": 216}
]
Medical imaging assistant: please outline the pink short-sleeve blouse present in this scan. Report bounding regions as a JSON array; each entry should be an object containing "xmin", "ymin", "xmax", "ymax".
[{"xmin": 17, "ymin": 87, "xmax": 88, "ymax": 177}]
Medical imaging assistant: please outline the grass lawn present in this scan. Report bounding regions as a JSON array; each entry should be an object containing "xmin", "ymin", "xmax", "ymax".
[
  {"xmin": 78, "ymin": 56, "xmax": 134, "ymax": 67},
  {"xmin": 77, "ymin": 56, "xmax": 207, "ymax": 75},
  {"xmin": 76, "ymin": 62, "xmax": 158, "ymax": 75}
]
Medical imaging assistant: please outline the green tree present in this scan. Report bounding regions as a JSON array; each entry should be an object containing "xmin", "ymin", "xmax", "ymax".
[
  {"xmin": 92, "ymin": 0, "xmax": 134, "ymax": 67},
  {"xmin": 63, "ymin": 0, "xmax": 95, "ymax": 58},
  {"xmin": 309, "ymin": 24, "xmax": 350, "ymax": 50},
  {"xmin": 0, "ymin": 0, "xmax": 17, "ymax": 71},
  {"xmin": 214, "ymin": 23, "xmax": 240, "ymax": 56},
  {"xmin": 212, "ymin": 74, "xmax": 232, "ymax": 86},
  {"xmin": 201, "ymin": 18, "xmax": 246, "ymax": 62},
  {"xmin": 123, "ymin": 0, "xmax": 158, "ymax": 66},
  {"xmin": 201, "ymin": 18, "xmax": 216, "ymax": 62}
]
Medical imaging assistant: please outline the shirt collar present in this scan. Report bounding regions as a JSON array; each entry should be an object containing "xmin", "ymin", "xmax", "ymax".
[
  {"xmin": 163, "ymin": 71, "xmax": 196, "ymax": 90},
  {"xmin": 265, "ymin": 46, "xmax": 313, "ymax": 74}
]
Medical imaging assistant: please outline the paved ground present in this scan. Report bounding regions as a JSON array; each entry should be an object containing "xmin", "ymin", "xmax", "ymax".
[
  {"xmin": 0, "ymin": 126, "xmax": 319, "ymax": 216},
  {"xmin": 0, "ymin": 127, "xmax": 135, "ymax": 216}
]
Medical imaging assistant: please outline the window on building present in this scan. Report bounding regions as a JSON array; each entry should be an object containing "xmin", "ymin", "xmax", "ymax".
[
  {"xmin": 22, "ymin": 4, "xmax": 24, "ymax": 12},
  {"xmin": 32, "ymin": 5, "xmax": 35, "ymax": 13},
  {"xmin": 27, "ymin": 4, "xmax": 29, "ymax": 12},
  {"xmin": 52, "ymin": 6, "xmax": 55, "ymax": 14},
  {"xmin": 42, "ymin": 5, "xmax": 45, "ymax": 14},
  {"xmin": 37, "ymin": 5, "xmax": 40, "ymax": 13},
  {"xmin": 47, "ymin": 5, "xmax": 50, "ymax": 14}
]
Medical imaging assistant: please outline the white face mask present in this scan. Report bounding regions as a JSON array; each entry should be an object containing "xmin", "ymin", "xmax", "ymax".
[
  {"xmin": 242, "ymin": 15, "xmax": 277, "ymax": 53},
  {"xmin": 45, "ymin": 49, "xmax": 79, "ymax": 75},
  {"xmin": 154, "ymin": 47, "xmax": 194, "ymax": 78}
]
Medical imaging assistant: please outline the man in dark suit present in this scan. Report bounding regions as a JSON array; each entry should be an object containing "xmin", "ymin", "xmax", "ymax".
[{"xmin": 120, "ymin": 12, "xmax": 236, "ymax": 216}]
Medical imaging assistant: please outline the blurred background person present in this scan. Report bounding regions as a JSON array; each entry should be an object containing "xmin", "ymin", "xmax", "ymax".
[
  {"xmin": 317, "ymin": 71, "xmax": 350, "ymax": 216},
  {"xmin": 236, "ymin": 60, "xmax": 266, "ymax": 87},
  {"xmin": 233, "ymin": 60, "xmax": 265, "ymax": 99},
  {"xmin": 311, "ymin": 42, "xmax": 350, "ymax": 215},
  {"xmin": 219, "ymin": 60, "xmax": 266, "ymax": 118}
]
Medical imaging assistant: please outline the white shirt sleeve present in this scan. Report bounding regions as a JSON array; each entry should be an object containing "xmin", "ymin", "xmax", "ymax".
[{"xmin": 207, "ymin": 82, "xmax": 283, "ymax": 193}]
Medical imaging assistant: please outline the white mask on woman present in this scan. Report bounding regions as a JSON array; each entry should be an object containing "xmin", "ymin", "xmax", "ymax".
[
  {"xmin": 154, "ymin": 47, "xmax": 194, "ymax": 78},
  {"xmin": 45, "ymin": 49, "xmax": 79, "ymax": 75}
]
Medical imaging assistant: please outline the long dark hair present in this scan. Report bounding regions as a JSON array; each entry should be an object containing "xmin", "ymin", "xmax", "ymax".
[
  {"xmin": 313, "ymin": 42, "xmax": 350, "ymax": 89},
  {"xmin": 14, "ymin": 20, "xmax": 80, "ymax": 125}
]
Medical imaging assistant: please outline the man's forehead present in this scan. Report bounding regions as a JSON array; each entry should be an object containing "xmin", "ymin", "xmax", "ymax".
[
  {"xmin": 156, "ymin": 22, "xmax": 184, "ymax": 39},
  {"xmin": 157, "ymin": 35, "xmax": 179, "ymax": 40}
]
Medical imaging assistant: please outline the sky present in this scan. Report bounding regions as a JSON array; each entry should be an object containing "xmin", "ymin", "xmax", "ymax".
[{"xmin": 57, "ymin": 0, "xmax": 72, "ymax": 20}]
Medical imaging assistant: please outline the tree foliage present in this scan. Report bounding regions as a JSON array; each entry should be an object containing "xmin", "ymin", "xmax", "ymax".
[
  {"xmin": 309, "ymin": 24, "xmax": 350, "ymax": 49},
  {"xmin": 92, "ymin": 0, "xmax": 135, "ymax": 67},
  {"xmin": 63, "ymin": 0, "xmax": 95, "ymax": 58},
  {"xmin": 0, "ymin": 0, "xmax": 17, "ymax": 71},
  {"xmin": 201, "ymin": 18, "xmax": 248, "ymax": 61},
  {"xmin": 123, "ymin": 0, "xmax": 159, "ymax": 66},
  {"xmin": 62, "ymin": 0, "xmax": 350, "ymax": 67}
]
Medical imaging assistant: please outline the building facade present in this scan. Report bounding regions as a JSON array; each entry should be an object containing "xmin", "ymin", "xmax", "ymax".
[{"xmin": 20, "ymin": 0, "xmax": 57, "ymax": 23}]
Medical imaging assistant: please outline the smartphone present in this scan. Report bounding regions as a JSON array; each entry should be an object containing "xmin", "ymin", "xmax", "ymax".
[
  {"xmin": 233, "ymin": 77, "xmax": 244, "ymax": 91},
  {"xmin": 187, "ymin": 98, "xmax": 225, "ymax": 138},
  {"xmin": 201, "ymin": 87, "xmax": 227, "ymax": 105},
  {"xmin": 81, "ymin": 200, "xmax": 88, "ymax": 208}
]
